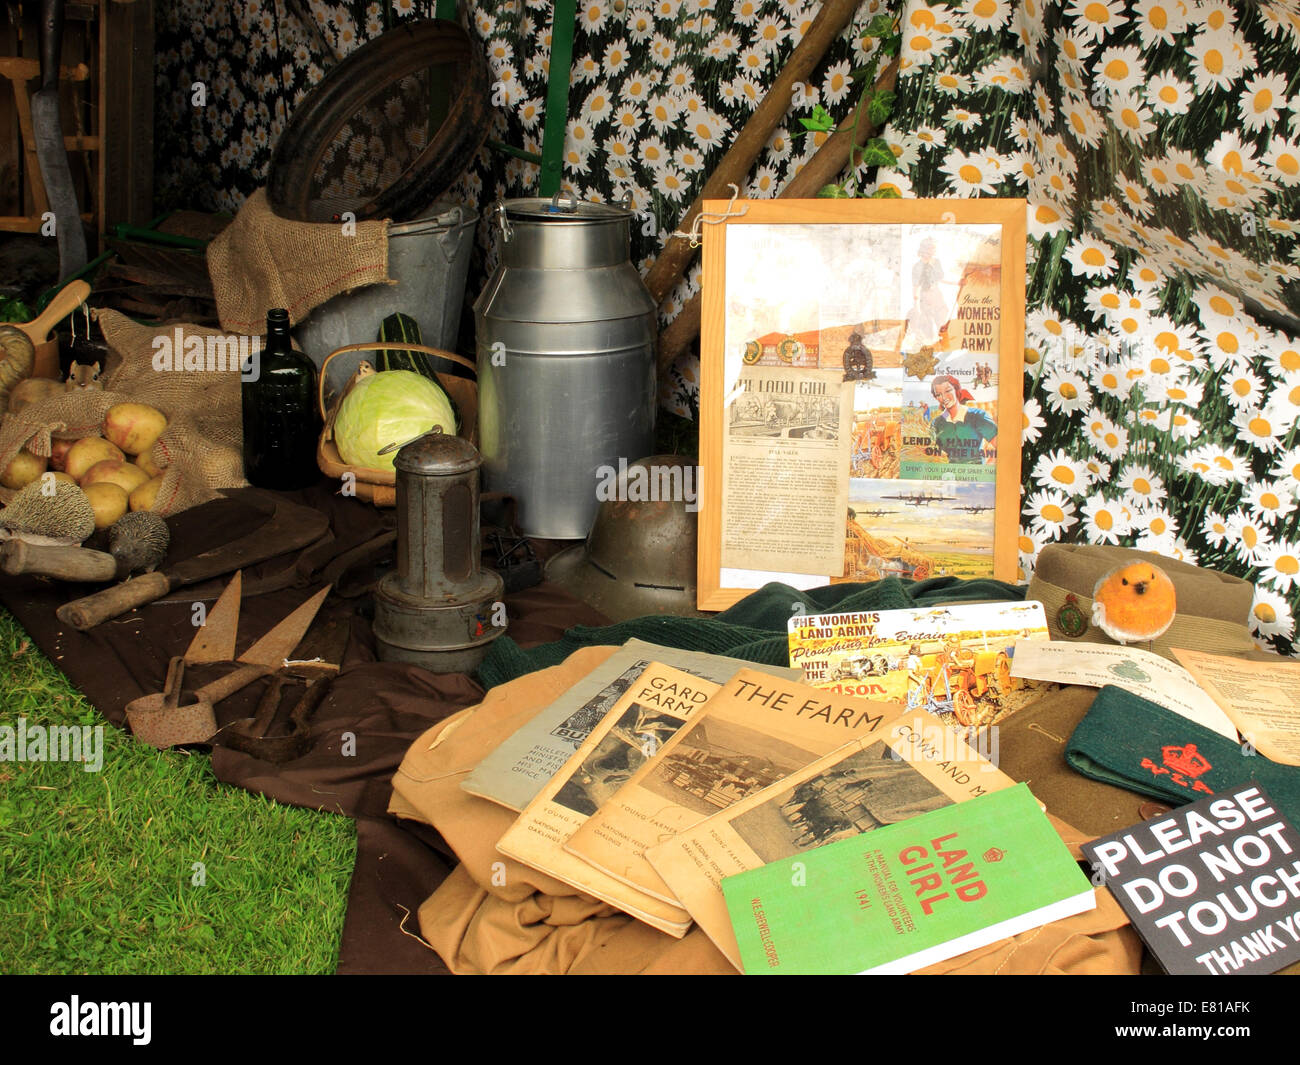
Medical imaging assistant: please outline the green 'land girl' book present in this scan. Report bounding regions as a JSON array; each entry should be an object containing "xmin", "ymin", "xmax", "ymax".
[{"xmin": 721, "ymin": 783, "xmax": 1095, "ymax": 974}]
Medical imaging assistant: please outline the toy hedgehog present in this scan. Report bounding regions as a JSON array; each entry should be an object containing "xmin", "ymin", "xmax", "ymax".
[
  {"xmin": 107, "ymin": 511, "xmax": 170, "ymax": 578},
  {"xmin": 0, "ymin": 480, "xmax": 95, "ymax": 545}
]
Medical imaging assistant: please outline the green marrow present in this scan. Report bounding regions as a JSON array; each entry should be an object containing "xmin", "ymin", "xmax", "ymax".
[{"xmin": 377, "ymin": 312, "xmax": 438, "ymax": 380}]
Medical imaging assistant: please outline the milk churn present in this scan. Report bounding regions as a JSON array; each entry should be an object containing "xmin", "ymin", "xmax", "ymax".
[{"xmin": 474, "ymin": 194, "xmax": 656, "ymax": 539}]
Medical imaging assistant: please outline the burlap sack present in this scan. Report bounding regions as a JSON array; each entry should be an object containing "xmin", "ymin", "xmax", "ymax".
[
  {"xmin": 1026, "ymin": 543, "xmax": 1256, "ymax": 661},
  {"xmin": 206, "ymin": 188, "xmax": 390, "ymax": 334},
  {"xmin": 0, "ymin": 309, "xmax": 245, "ymax": 515}
]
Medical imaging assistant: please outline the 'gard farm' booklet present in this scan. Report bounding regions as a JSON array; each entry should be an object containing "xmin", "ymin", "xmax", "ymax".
[
  {"xmin": 721, "ymin": 783, "xmax": 1094, "ymax": 974},
  {"xmin": 562, "ymin": 668, "xmax": 904, "ymax": 907},
  {"xmin": 464, "ymin": 640, "xmax": 797, "ymax": 811},
  {"xmin": 495, "ymin": 662, "xmax": 717, "ymax": 935}
]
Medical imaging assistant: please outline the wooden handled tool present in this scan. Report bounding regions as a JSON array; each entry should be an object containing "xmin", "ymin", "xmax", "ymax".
[
  {"xmin": 15, "ymin": 279, "xmax": 91, "ymax": 346},
  {"xmin": 56, "ymin": 494, "xmax": 329, "ymax": 631},
  {"xmin": 656, "ymin": 57, "xmax": 901, "ymax": 375},
  {"xmin": 30, "ymin": 0, "xmax": 88, "ymax": 281},
  {"xmin": 1, "ymin": 540, "xmax": 117, "ymax": 581}
]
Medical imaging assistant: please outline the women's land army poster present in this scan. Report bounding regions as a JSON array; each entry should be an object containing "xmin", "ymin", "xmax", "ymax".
[
  {"xmin": 709, "ymin": 203, "xmax": 1022, "ymax": 602},
  {"xmin": 787, "ymin": 602, "xmax": 1052, "ymax": 732}
]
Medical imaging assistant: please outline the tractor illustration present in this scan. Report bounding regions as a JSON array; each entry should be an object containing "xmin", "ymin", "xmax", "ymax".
[
  {"xmin": 830, "ymin": 653, "xmax": 895, "ymax": 681},
  {"xmin": 907, "ymin": 637, "xmax": 1019, "ymax": 727}
]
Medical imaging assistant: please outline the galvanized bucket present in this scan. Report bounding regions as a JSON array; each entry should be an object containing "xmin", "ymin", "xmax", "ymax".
[
  {"xmin": 294, "ymin": 201, "xmax": 476, "ymax": 364},
  {"xmin": 474, "ymin": 195, "xmax": 657, "ymax": 539}
]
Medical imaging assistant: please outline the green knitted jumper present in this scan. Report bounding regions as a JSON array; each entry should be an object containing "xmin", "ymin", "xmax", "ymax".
[{"xmin": 477, "ymin": 578, "xmax": 1025, "ymax": 690}]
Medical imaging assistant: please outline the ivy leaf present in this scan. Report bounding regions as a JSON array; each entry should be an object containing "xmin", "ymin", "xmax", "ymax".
[
  {"xmin": 868, "ymin": 89, "xmax": 896, "ymax": 128},
  {"xmin": 864, "ymin": 13, "xmax": 895, "ymax": 36},
  {"xmin": 858, "ymin": 138, "xmax": 897, "ymax": 167},
  {"xmin": 849, "ymin": 59, "xmax": 879, "ymax": 84},
  {"xmin": 817, "ymin": 183, "xmax": 852, "ymax": 199},
  {"xmin": 797, "ymin": 104, "xmax": 836, "ymax": 134},
  {"xmin": 870, "ymin": 187, "xmax": 903, "ymax": 199},
  {"xmin": 880, "ymin": 33, "xmax": 901, "ymax": 57}
]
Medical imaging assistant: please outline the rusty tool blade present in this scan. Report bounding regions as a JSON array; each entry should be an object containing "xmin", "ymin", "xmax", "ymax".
[
  {"xmin": 237, "ymin": 585, "xmax": 332, "ymax": 669},
  {"xmin": 248, "ymin": 674, "xmax": 289, "ymax": 740},
  {"xmin": 57, "ymin": 496, "xmax": 330, "ymax": 631},
  {"xmin": 161, "ymin": 658, "xmax": 186, "ymax": 710},
  {"xmin": 147, "ymin": 584, "xmax": 333, "ymax": 717},
  {"xmin": 126, "ymin": 584, "xmax": 331, "ymax": 750},
  {"xmin": 184, "ymin": 571, "xmax": 242, "ymax": 663}
]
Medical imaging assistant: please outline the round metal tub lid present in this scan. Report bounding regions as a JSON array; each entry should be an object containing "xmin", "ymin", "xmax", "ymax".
[
  {"xmin": 503, "ymin": 195, "xmax": 630, "ymax": 222},
  {"xmin": 394, "ymin": 429, "xmax": 481, "ymax": 476}
]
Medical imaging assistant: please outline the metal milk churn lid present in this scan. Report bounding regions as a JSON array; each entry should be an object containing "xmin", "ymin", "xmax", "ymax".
[
  {"xmin": 372, "ymin": 429, "xmax": 505, "ymax": 673},
  {"xmin": 474, "ymin": 193, "xmax": 657, "ymax": 539}
]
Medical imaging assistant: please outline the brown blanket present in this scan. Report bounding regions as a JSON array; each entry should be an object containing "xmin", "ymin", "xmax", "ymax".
[
  {"xmin": 0, "ymin": 483, "xmax": 609, "ymax": 974},
  {"xmin": 0, "ymin": 488, "xmax": 1141, "ymax": 975}
]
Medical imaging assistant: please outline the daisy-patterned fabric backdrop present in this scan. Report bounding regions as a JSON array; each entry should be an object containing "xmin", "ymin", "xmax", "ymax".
[{"xmin": 155, "ymin": 0, "xmax": 1300, "ymax": 652}]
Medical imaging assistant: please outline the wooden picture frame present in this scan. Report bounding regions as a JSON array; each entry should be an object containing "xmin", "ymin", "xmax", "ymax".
[{"xmin": 698, "ymin": 198, "xmax": 1027, "ymax": 611}]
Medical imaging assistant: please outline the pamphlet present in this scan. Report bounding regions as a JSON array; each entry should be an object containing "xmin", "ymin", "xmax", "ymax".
[
  {"xmin": 788, "ymin": 601, "xmax": 1051, "ymax": 730},
  {"xmin": 1172, "ymin": 649, "xmax": 1300, "ymax": 766},
  {"xmin": 495, "ymin": 662, "xmax": 717, "ymax": 935},
  {"xmin": 563, "ymin": 668, "xmax": 904, "ymax": 906},
  {"xmin": 1010, "ymin": 640, "xmax": 1238, "ymax": 741},
  {"xmin": 721, "ymin": 366, "xmax": 853, "ymax": 576},
  {"xmin": 646, "ymin": 710, "xmax": 1017, "ymax": 968},
  {"xmin": 463, "ymin": 639, "xmax": 797, "ymax": 811},
  {"xmin": 723, "ymin": 783, "xmax": 1095, "ymax": 975}
]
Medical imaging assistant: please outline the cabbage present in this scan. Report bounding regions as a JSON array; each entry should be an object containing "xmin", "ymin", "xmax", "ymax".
[{"xmin": 334, "ymin": 370, "xmax": 456, "ymax": 471}]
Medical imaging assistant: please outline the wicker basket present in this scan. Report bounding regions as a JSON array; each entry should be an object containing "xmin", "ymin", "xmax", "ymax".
[{"xmin": 316, "ymin": 342, "xmax": 477, "ymax": 506}]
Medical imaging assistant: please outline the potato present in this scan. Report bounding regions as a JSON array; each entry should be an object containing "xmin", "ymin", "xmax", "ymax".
[
  {"xmin": 81, "ymin": 459, "xmax": 151, "ymax": 495},
  {"xmin": 1, "ymin": 449, "xmax": 48, "ymax": 489},
  {"xmin": 103, "ymin": 402, "xmax": 168, "ymax": 456},
  {"xmin": 129, "ymin": 475, "xmax": 164, "ymax": 512},
  {"xmin": 64, "ymin": 437, "xmax": 125, "ymax": 482},
  {"xmin": 49, "ymin": 437, "xmax": 77, "ymax": 472},
  {"xmin": 83, "ymin": 482, "xmax": 129, "ymax": 530},
  {"xmin": 134, "ymin": 449, "xmax": 163, "ymax": 479}
]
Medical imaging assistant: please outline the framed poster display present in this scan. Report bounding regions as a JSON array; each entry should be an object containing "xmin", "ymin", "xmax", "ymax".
[{"xmin": 697, "ymin": 198, "xmax": 1027, "ymax": 612}]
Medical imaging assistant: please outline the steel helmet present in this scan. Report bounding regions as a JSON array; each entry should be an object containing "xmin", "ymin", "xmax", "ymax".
[{"xmin": 545, "ymin": 454, "xmax": 703, "ymax": 621}]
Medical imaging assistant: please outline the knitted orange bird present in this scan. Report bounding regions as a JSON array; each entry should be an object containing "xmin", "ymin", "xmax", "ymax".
[{"xmin": 1091, "ymin": 562, "xmax": 1177, "ymax": 644}]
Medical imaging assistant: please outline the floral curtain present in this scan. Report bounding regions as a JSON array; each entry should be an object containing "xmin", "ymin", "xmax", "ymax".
[
  {"xmin": 878, "ymin": 0, "xmax": 1300, "ymax": 653},
  {"xmin": 154, "ymin": 0, "xmax": 1300, "ymax": 652}
]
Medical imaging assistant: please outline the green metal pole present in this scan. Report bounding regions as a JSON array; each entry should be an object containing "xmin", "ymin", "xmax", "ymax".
[
  {"xmin": 539, "ymin": 0, "xmax": 576, "ymax": 198},
  {"xmin": 488, "ymin": 140, "xmax": 544, "ymax": 165}
]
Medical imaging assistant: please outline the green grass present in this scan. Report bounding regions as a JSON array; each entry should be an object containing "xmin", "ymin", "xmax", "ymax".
[{"xmin": 0, "ymin": 607, "xmax": 356, "ymax": 974}]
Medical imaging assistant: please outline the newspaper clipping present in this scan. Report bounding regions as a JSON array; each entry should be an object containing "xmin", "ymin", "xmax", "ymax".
[{"xmin": 721, "ymin": 366, "xmax": 851, "ymax": 575}]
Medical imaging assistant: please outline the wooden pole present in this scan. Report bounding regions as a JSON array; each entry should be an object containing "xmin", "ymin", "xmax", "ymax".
[
  {"xmin": 641, "ymin": 0, "xmax": 866, "ymax": 307},
  {"xmin": 657, "ymin": 57, "xmax": 899, "ymax": 379}
]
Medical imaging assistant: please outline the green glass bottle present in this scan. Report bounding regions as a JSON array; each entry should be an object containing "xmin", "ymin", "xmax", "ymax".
[{"xmin": 241, "ymin": 308, "xmax": 322, "ymax": 490}]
